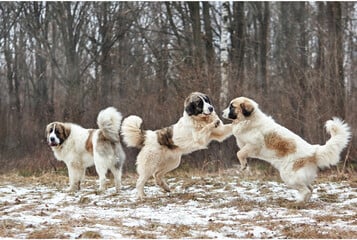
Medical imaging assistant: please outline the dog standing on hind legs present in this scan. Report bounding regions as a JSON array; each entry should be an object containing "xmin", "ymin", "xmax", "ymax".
[
  {"xmin": 222, "ymin": 97, "xmax": 351, "ymax": 203},
  {"xmin": 121, "ymin": 92, "xmax": 233, "ymax": 199}
]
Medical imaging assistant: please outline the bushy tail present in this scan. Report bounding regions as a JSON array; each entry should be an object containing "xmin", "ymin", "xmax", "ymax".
[
  {"xmin": 121, "ymin": 115, "xmax": 145, "ymax": 148},
  {"xmin": 316, "ymin": 117, "xmax": 351, "ymax": 168},
  {"xmin": 97, "ymin": 106, "xmax": 123, "ymax": 142}
]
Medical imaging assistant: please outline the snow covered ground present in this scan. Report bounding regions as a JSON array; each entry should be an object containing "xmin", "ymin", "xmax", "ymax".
[{"xmin": 1, "ymin": 170, "xmax": 356, "ymax": 238}]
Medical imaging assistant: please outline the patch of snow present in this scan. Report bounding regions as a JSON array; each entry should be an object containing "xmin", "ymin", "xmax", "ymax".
[{"xmin": 0, "ymin": 174, "xmax": 356, "ymax": 238}]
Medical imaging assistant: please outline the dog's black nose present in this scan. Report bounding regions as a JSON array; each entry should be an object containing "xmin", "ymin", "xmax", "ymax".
[
  {"xmin": 50, "ymin": 137, "xmax": 55, "ymax": 142},
  {"xmin": 208, "ymin": 106, "xmax": 213, "ymax": 112}
]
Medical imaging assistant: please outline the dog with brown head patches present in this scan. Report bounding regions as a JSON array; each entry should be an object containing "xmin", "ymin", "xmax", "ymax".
[
  {"xmin": 46, "ymin": 107, "xmax": 125, "ymax": 193},
  {"xmin": 121, "ymin": 92, "xmax": 232, "ymax": 199},
  {"xmin": 222, "ymin": 97, "xmax": 351, "ymax": 202}
]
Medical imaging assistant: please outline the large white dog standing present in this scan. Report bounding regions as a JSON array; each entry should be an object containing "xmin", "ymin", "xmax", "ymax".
[{"xmin": 46, "ymin": 107, "xmax": 125, "ymax": 193}]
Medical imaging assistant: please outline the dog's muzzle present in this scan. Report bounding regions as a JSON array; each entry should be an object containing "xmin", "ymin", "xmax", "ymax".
[
  {"xmin": 48, "ymin": 137, "xmax": 59, "ymax": 147},
  {"xmin": 203, "ymin": 106, "xmax": 214, "ymax": 115}
]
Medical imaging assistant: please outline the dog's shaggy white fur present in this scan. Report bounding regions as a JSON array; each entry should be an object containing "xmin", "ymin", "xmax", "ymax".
[
  {"xmin": 46, "ymin": 107, "xmax": 125, "ymax": 192},
  {"xmin": 222, "ymin": 97, "xmax": 351, "ymax": 202},
  {"xmin": 121, "ymin": 92, "xmax": 232, "ymax": 199}
]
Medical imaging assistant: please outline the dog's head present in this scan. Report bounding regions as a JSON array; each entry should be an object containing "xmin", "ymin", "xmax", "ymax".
[
  {"xmin": 222, "ymin": 97, "xmax": 257, "ymax": 121},
  {"xmin": 45, "ymin": 122, "xmax": 70, "ymax": 147},
  {"xmin": 184, "ymin": 92, "xmax": 214, "ymax": 118}
]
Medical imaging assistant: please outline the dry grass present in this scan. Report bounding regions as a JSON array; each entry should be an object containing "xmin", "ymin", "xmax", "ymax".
[{"xmin": 0, "ymin": 167, "xmax": 356, "ymax": 239}]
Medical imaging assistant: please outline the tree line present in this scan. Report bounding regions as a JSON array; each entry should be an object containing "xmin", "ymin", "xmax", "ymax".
[{"xmin": 0, "ymin": 2, "xmax": 355, "ymax": 172}]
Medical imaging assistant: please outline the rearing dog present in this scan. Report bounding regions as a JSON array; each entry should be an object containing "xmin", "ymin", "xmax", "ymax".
[
  {"xmin": 121, "ymin": 92, "xmax": 232, "ymax": 199},
  {"xmin": 222, "ymin": 97, "xmax": 351, "ymax": 202}
]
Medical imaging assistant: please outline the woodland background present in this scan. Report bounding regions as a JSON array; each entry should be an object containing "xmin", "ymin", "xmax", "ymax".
[{"xmin": 0, "ymin": 2, "xmax": 355, "ymax": 174}]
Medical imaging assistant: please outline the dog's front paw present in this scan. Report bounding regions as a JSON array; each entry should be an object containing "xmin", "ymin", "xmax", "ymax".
[
  {"xmin": 65, "ymin": 186, "xmax": 78, "ymax": 193},
  {"xmin": 240, "ymin": 163, "xmax": 248, "ymax": 171}
]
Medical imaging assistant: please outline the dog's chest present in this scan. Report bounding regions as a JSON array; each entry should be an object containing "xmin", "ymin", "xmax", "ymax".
[
  {"xmin": 172, "ymin": 122, "xmax": 208, "ymax": 151},
  {"xmin": 232, "ymin": 121, "xmax": 250, "ymax": 135},
  {"xmin": 52, "ymin": 146, "xmax": 71, "ymax": 163},
  {"xmin": 232, "ymin": 122, "xmax": 257, "ymax": 147}
]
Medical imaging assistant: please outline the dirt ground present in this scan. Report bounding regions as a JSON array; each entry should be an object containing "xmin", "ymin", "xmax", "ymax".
[{"xmin": 1, "ymin": 168, "xmax": 356, "ymax": 239}]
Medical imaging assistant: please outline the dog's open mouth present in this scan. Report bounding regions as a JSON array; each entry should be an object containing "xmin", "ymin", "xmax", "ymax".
[{"xmin": 48, "ymin": 142, "xmax": 59, "ymax": 147}]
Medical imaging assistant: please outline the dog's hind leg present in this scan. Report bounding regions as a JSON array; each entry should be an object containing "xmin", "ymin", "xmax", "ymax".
[
  {"xmin": 95, "ymin": 163, "xmax": 108, "ymax": 193},
  {"xmin": 112, "ymin": 146, "xmax": 126, "ymax": 192},
  {"xmin": 294, "ymin": 184, "xmax": 312, "ymax": 203},
  {"xmin": 110, "ymin": 162, "xmax": 123, "ymax": 193},
  {"xmin": 136, "ymin": 150, "xmax": 158, "ymax": 199},
  {"xmin": 136, "ymin": 173, "xmax": 151, "ymax": 199},
  {"xmin": 154, "ymin": 171, "xmax": 171, "ymax": 192},
  {"xmin": 155, "ymin": 156, "xmax": 181, "ymax": 193}
]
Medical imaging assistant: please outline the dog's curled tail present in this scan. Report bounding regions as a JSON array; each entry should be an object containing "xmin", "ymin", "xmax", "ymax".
[
  {"xmin": 97, "ymin": 106, "xmax": 123, "ymax": 142},
  {"xmin": 121, "ymin": 115, "xmax": 145, "ymax": 148},
  {"xmin": 316, "ymin": 117, "xmax": 351, "ymax": 168}
]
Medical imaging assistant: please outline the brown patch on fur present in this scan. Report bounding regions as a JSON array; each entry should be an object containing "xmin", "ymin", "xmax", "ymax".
[
  {"xmin": 293, "ymin": 155, "xmax": 317, "ymax": 171},
  {"xmin": 184, "ymin": 92, "xmax": 204, "ymax": 108},
  {"xmin": 96, "ymin": 131, "xmax": 117, "ymax": 155},
  {"xmin": 157, "ymin": 126, "xmax": 178, "ymax": 149},
  {"xmin": 136, "ymin": 123, "xmax": 146, "ymax": 148},
  {"xmin": 56, "ymin": 123, "xmax": 70, "ymax": 140},
  {"xmin": 240, "ymin": 100, "xmax": 254, "ymax": 116},
  {"xmin": 264, "ymin": 132, "xmax": 296, "ymax": 157},
  {"xmin": 191, "ymin": 112, "xmax": 216, "ymax": 125},
  {"xmin": 85, "ymin": 129, "xmax": 95, "ymax": 155},
  {"xmin": 64, "ymin": 125, "xmax": 71, "ymax": 139},
  {"xmin": 98, "ymin": 131, "xmax": 106, "ymax": 141},
  {"xmin": 138, "ymin": 133, "xmax": 145, "ymax": 148}
]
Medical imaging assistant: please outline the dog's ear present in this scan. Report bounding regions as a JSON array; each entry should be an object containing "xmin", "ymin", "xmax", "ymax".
[
  {"xmin": 63, "ymin": 125, "xmax": 71, "ymax": 139},
  {"xmin": 57, "ymin": 123, "xmax": 70, "ymax": 139},
  {"xmin": 240, "ymin": 101, "xmax": 254, "ymax": 117},
  {"xmin": 185, "ymin": 102, "xmax": 195, "ymax": 116}
]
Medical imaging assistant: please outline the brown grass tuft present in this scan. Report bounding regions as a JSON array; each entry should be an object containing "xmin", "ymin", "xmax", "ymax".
[{"xmin": 77, "ymin": 231, "xmax": 102, "ymax": 239}]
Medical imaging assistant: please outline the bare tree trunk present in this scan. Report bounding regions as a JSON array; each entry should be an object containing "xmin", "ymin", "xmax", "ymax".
[
  {"xmin": 231, "ymin": 2, "xmax": 245, "ymax": 88},
  {"xmin": 188, "ymin": 2, "xmax": 203, "ymax": 71},
  {"xmin": 327, "ymin": 2, "xmax": 345, "ymax": 118},
  {"xmin": 4, "ymin": 21, "xmax": 22, "ymax": 152},
  {"xmin": 316, "ymin": 2, "xmax": 325, "ymax": 75},
  {"xmin": 98, "ymin": 2, "xmax": 113, "ymax": 107},
  {"xmin": 220, "ymin": 2, "xmax": 230, "ymax": 107},
  {"xmin": 53, "ymin": 2, "xmax": 89, "ymax": 122},
  {"xmin": 297, "ymin": 2, "xmax": 308, "ymax": 136},
  {"xmin": 256, "ymin": 2, "xmax": 269, "ymax": 96},
  {"xmin": 27, "ymin": 2, "xmax": 50, "ymax": 123},
  {"xmin": 202, "ymin": 2, "xmax": 215, "ymax": 78}
]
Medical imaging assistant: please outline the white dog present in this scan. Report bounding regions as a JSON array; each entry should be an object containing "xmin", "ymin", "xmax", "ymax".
[
  {"xmin": 121, "ymin": 92, "xmax": 232, "ymax": 199},
  {"xmin": 46, "ymin": 107, "xmax": 125, "ymax": 192},
  {"xmin": 222, "ymin": 97, "xmax": 351, "ymax": 202}
]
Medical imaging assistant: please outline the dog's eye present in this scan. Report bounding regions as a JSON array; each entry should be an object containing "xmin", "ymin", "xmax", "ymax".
[
  {"xmin": 229, "ymin": 103, "xmax": 234, "ymax": 109},
  {"xmin": 55, "ymin": 129, "xmax": 60, "ymax": 134}
]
